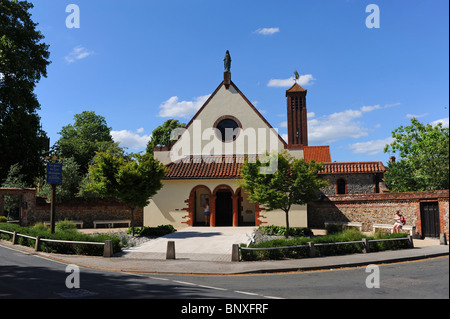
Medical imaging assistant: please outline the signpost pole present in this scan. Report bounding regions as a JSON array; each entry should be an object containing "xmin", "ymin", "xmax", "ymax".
[
  {"xmin": 50, "ymin": 183, "xmax": 56, "ymax": 234},
  {"xmin": 46, "ymin": 160, "xmax": 62, "ymax": 234}
]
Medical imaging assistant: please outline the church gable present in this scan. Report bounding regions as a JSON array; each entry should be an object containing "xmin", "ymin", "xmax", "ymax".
[{"xmin": 169, "ymin": 80, "xmax": 286, "ymax": 160}]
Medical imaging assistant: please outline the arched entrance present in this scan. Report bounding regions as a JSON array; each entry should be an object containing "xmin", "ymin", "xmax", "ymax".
[
  {"xmin": 186, "ymin": 185, "xmax": 212, "ymax": 226},
  {"xmin": 215, "ymin": 189, "xmax": 233, "ymax": 226},
  {"xmin": 186, "ymin": 184, "xmax": 261, "ymax": 227},
  {"xmin": 213, "ymin": 185, "xmax": 235, "ymax": 227}
]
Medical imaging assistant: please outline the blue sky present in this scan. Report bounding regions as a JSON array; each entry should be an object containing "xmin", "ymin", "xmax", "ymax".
[{"xmin": 30, "ymin": 0, "xmax": 449, "ymax": 164}]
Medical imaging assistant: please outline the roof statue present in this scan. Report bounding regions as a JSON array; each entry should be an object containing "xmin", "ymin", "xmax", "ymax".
[{"xmin": 224, "ymin": 50, "xmax": 232, "ymax": 72}]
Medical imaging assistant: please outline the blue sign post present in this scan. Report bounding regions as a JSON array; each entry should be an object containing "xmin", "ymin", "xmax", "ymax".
[
  {"xmin": 47, "ymin": 162, "xmax": 62, "ymax": 233},
  {"xmin": 46, "ymin": 162, "xmax": 62, "ymax": 185}
]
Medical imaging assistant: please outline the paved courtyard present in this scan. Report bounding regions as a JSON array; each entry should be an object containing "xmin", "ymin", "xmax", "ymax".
[{"xmin": 116, "ymin": 227, "xmax": 257, "ymax": 262}]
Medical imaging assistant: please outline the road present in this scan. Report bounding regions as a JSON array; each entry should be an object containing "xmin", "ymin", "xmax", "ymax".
[{"xmin": 0, "ymin": 242, "xmax": 448, "ymax": 300}]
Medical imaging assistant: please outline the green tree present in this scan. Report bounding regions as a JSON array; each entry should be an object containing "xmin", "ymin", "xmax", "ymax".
[
  {"xmin": 37, "ymin": 157, "xmax": 83, "ymax": 203},
  {"xmin": 146, "ymin": 119, "xmax": 186, "ymax": 154},
  {"xmin": 54, "ymin": 111, "xmax": 123, "ymax": 175},
  {"xmin": 240, "ymin": 152, "xmax": 328, "ymax": 237},
  {"xmin": 83, "ymin": 151, "xmax": 166, "ymax": 235},
  {"xmin": 0, "ymin": 0, "xmax": 51, "ymax": 184},
  {"xmin": 384, "ymin": 118, "xmax": 449, "ymax": 191}
]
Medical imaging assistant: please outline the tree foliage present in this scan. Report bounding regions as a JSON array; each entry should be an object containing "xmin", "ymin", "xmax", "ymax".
[
  {"xmin": 84, "ymin": 151, "xmax": 165, "ymax": 207},
  {"xmin": 146, "ymin": 119, "xmax": 186, "ymax": 154},
  {"xmin": 82, "ymin": 151, "xmax": 166, "ymax": 235},
  {"xmin": 54, "ymin": 111, "xmax": 123, "ymax": 175},
  {"xmin": 384, "ymin": 118, "xmax": 449, "ymax": 191},
  {"xmin": 0, "ymin": 0, "xmax": 51, "ymax": 184},
  {"xmin": 240, "ymin": 151, "xmax": 328, "ymax": 237}
]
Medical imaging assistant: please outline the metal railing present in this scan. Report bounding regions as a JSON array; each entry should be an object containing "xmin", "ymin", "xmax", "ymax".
[{"xmin": 0, "ymin": 229, "xmax": 113, "ymax": 257}]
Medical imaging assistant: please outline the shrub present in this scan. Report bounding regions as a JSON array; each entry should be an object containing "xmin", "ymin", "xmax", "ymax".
[
  {"xmin": 55, "ymin": 219, "xmax": 78, "ymax": 233},
  {"xmin": 258, "ymin": 225, "xmax": 313, "ymax": 237},
  {"xmin": 0, "ymin": 223, "xmax": 122, "ymax": 256},
  {"xmin": 128, "ymin": 224, "xmax": 176, "ymax": 237},
  {"xmin": 241, "ymin": 228, "xmax": 408, "ymax": 261},
  {"xmin": 0, "ymin": 216, "xmax": 7, "ymax": 223}
]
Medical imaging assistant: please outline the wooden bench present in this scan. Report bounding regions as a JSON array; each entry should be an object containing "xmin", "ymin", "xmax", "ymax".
[
  {"xmin": 43, "ymin": 220, "xmax": 84, "ymax": 228},
  {"xmin": 324, "ymin": 221, "xmax": 363, "ymax": 231},
  {"xmin": 373, "ymin": 223, "xmax": 416, "ymax": 236},
  {"xmin": 93, "ymin": 219, "xmax": 131, "ymax": 229}
]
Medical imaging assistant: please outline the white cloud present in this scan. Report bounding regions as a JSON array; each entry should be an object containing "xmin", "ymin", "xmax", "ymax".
[
  {"xmin": 158, "ymin": 94, "xmax": 211, "ymax": 119},
  {"xmin": 111, "ymin": 129, "xmax": 151, "ymax": 151},
  {"xmin": 406, "ymin": 113, "xmax": 428, "ymax": 119},
  {"xmin": 348, "ymin": 137, "xmax": 395, "ymax": 155},
  {"xmin": 308, "ymin": 109, "xmax": 368, "ymax": 144},
  {"xmin": 430, "ymin": 117, "xmax": 449, "ymax": 128},
  {"xmin": 268, "ymin": 74, "xmax": 316, "ymax": 87},
  {"xmin": 254, "ymin": 27, "xmax": 280, "ymax": 35},
  {"xmin": 65, "ymin": 46, "xmax": 94, "ymax": 63}
]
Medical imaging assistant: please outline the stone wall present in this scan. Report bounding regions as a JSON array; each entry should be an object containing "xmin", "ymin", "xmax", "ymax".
[
  {"xmin": 320, "ymin": 173, "xmax": 382, "ymax": 195},
  {"xmin": 308, "ymin": 190, "xmax": 449, "ymax": 239}
]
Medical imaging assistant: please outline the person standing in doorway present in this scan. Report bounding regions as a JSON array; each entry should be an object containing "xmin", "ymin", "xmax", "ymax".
[{"xmin": 204, "ymin": 198, "xmax": 210, "ymax": 226}]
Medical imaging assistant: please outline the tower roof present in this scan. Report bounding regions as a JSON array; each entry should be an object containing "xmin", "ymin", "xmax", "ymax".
[{"xmin": 286, "ymin": 82, "xmax": 307, "ymax": 93}]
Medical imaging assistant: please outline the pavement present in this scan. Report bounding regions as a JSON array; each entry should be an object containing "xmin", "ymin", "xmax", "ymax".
[{"xmin": 28, "ymin": 226, "xmax": 449, "ymax": 275}]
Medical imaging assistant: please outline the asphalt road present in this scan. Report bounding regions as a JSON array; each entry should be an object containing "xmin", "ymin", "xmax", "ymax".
[{"xmin": 0, "ymin": 242, "xmax": 448, "ymax": 300}]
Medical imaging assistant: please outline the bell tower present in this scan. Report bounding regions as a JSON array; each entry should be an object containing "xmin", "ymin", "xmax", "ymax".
[{"xmin": 286, "ymin": 83, "xmax": 308, "ymax": 148}]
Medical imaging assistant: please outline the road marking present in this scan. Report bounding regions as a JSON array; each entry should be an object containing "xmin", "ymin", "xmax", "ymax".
[
  {"xmin": 233, "ymin": 290, "xmax": 260, "ymax": 296},
  {"xmin": 196, "ymin": 284, "xmax": 228, "ymax": 291}
]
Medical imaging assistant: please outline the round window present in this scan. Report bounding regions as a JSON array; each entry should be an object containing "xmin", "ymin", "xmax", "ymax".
[{"xmin": 215, "ymin": 118, "xmax": 240, "ymax": 142}]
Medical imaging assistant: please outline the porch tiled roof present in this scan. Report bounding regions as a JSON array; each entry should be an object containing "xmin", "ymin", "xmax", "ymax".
[
  {"xmin": 318, "ymin": 161, "xmax": 386, "ymax": 175},
  {"xmin": 164, "ymin": 155, "xmax": 249, "ymax": 180},
  {"xmin": 164, "ymin": 155, "xmax": 386, "ymax": 180}
]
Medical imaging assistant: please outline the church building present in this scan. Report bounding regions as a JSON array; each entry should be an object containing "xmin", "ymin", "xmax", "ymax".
[{"xmin": 144, "ymin": 52, "xmax": 386, "ymax": 229}]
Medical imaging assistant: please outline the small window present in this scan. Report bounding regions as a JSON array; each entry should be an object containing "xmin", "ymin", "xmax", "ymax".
[{"xmin": 337, "ymin": 179, "xmax": 346, "ymax": 194}]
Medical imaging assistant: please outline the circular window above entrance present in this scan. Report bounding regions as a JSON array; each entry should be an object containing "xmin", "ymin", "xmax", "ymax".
[{"xmin": 214, "ymin": 116, "xmax": 241, "ymax": 142}]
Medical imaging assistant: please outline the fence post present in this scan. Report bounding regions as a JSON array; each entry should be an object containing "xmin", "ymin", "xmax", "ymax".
[
  {"xmin": 166, "ymin": 241, "xmax": 176, "ymax": 260},
  {"xmin": 408, "ymin": 235, "xmax": 414, "ymax": 248},
  {"xmin": 440, "ymin": 233, "xmax": 448, "ymax": 246},
  {"xmin": 35, "ymin": 236, "xmax": 40, "ymax": 252},
  {"xmin": 103, "ymin": 240, "xmax": 113, "ymax": 257},
  {"xmin": 12, "ymin": 231, "xmax": 18, "ymax": 245},
  {"xmin": 362, "ymin": 238, "xmax": 370, "ymax": 253},
  {"xmin": 308, "ymin": 242, "xmax": 315, "ymax": 258},
  {"xmin": 232, "ymin": 244, "xmax": 240, "ymax": 262}
]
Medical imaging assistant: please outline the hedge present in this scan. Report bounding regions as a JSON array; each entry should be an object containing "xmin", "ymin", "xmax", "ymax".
[
  {"xmin": 241, "ymin": 229, "xmax": 409, "ymax": 261},
  {"xmin": 0, "ymin": 222, "xmax": 122, "ymax": 256}
]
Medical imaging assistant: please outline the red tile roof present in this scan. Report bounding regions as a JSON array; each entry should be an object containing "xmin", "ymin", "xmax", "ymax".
[
  {"xmin": 164, "ymin": 155, "xmax": 250, "ymax": 180},
  {"xmin": 303, "ymin": 146, "xmax": 332, "ymax": 163},
  {"xmin": 286, "ymin": 83, "xmax": 307, "ymax": 92},
  {"xmin": 318, "ymin": 161, "xmax": 386, "ymax": 175},
  {"xmin": 164, "ymin": 155, "xmax": 385, "ymax": 180}
]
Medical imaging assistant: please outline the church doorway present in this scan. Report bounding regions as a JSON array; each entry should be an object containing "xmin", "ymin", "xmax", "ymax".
[{"xmin": 215, "ymin": 190, "xmax": 233, "ymax": 226}]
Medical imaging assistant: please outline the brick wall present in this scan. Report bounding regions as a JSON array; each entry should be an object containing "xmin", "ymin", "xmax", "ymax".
[
  {"xmin": 308, "ymin": 190, "xmax": 449, "ymax": 239},
  {"xmin": 0, "ymin": 188, "xmax": 143, "ymax": 228},
  {"xmin": 30, "ymin": 198, "xmax": 143, "ymax": 228}
]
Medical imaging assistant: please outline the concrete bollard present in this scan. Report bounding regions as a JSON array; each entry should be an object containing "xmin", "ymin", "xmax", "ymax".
[
  {"xmin": 103, "ymin": 240, "xmax": 113, "ymax": 257},
  {"xmin": 166, "ymin": 241, "xmax": 176, "ymax": 260},
  {"xmin": 231, "ymin": 244, "xmax": 240, "ymax": 262}
]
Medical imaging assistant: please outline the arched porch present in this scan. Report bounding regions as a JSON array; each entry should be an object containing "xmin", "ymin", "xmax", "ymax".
[{"xmin": 185, "ymin": 184, "xmax": 261, "ymax": 227}]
